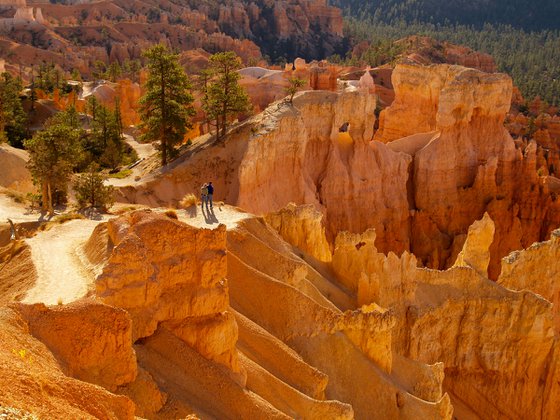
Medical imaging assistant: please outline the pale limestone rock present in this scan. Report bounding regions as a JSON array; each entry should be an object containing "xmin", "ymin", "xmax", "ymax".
[
  {"xmin": 499, "ymin": 229, "xmax": 560, "ymax": 331},
  {"xmin": 265, "ymin": 203, "xmax": 332, "ymax": 262},
  {"xmin": 94, "ymin": 210, "xmax": 241, "ymax": 375},
  {"xmin": 358, "ymin": 67, "xmax": 375, "ymax": 93},
  {"xmin": 453, "ymin": 212, "xmax": 495, "ymax": 277}
]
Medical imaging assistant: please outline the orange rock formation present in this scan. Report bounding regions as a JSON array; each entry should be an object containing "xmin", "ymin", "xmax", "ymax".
[
  {"xmin": 272, "ymin": 207, "xmax": 559, "ymax": 419},
  {"xmin": 0, "ymin": 143, "xmax": 34, "ymax": 194},
  {"xmin": 375, "ymin": 64, "xmax": 560, "ymax": 277}
]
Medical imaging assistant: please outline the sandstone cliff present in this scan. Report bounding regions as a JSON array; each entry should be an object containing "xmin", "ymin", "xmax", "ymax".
[
  {"xmin": 375, "ymin": 63, "xmax": 560, "ymax": 277},
  {"xmin": 119, "ymin": 64, "xmax": 560, "ymax": 280},
  {"xmin": 94, "ymin": 210, "xmax": 241, "ymax": 375},
  {"xmin": 499, "ymin": 229, "xmax": 560, "ymax": 331},
  {"xmin": 0, "ymin": 303, "xmax": 136, "ymax": 419},
  {"xmin": 395, "ymin": 36, "xmax": 497, "ymax": 73},
  {"xmin": 226, "ymin": 211, "xmax": 452, "ymax": 419},
  {"xmin": 88, "ymin": 207, "xmax": 452, "ymax": 418},
  {"xmin": 270, "ymin": 205, "xmax": 559, "ymax": 419},
  {"xmin": 117, "ymin": 88, "xmax": 412, "ymax": 255}
]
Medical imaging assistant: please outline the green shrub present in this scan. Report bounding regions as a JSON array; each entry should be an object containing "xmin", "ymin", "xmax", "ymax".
[{"xmin": 73, "ymin": 165, "xmax": 114, "ymax": 211}]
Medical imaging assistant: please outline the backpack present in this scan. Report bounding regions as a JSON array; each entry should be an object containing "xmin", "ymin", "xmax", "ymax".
[{"xmin": 201, "ymin": 185, "xmax": 208, "ymax": 196}]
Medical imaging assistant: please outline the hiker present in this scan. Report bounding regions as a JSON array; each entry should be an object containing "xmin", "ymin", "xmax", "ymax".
[
  {"xmin": 207, "ymin": 181, "xmax": 214, "ymax": 209},
  {"xmin": 201, "ymin": 183, "xmax": 208, "ymax": 207}
]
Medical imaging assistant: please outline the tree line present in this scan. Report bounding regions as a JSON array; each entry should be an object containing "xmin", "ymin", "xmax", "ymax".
[
  {"xmin": 329, "ymin": 0, "xmax": 560, "ymax": 31},
  {"xmin": 340, "ymin": 18, "xmax": 560, "ymax": 107}
]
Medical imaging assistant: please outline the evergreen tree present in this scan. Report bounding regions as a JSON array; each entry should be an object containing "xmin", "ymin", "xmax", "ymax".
[
  {"xmin": 285, "ymin": 77, "xmax": 306, "ymax": 104},
  {"xmin": 24, "ymin": 112, "xmax": 82, "ymax": 215},
  {"xmin": 73, "ymin": 164, "xmax": 114, "ymax": 211},
  {"xmin": 83, "ymin": 99, "xmax": 124, "ymax": 169},
  {"xmin": 113, "ymin": 96, "xmax": 123, "ymax": 138},
  {"xmin": 107, "ymin": 61, "xmax": 122, "ymax": 82},
  {"xmin": 0, "ymin": 72, "xmax": 26, "ymax": 147},
  {"xmin": 139, "ymin": 44, "xmax": 195, "ymax": 166},
  {"xmin": 202, "ymin": 52, "xmax": 251, "ymax": 140},
  {"xmin": 123, "ymin": 59, "xmax": 141, "ymax": 83}
]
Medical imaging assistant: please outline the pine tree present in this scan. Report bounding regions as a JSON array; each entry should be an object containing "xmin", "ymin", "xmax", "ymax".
[
  {"xmin": 107, "ymin": 61, "xmax": 122, "ymax": 82},
  {"xmin": 113, "ymin": 96, "xmax": 123, "ymax": 138},
  {"xmin": 202, "ymin": 51, "xmax": 251, "ymax": 141},
  {"xmin": 73, "ymin": 164, "xmax": 114, "ymax": 211},
  {"xmin": 0, "ymin": 72, "xmax": 26, "ymax": 147},
  {"xmin": 139, "ymin": 44, "xmax": 195, "ymax": 166}
]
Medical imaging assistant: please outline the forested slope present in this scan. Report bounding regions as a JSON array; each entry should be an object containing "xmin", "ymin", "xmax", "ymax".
[
  {"xmin": 330, "ymin": 0, "xmax": 560, "ymax": 105},
  {"xmin": 330, "ymin": 0, "xmax": 560, "ymax": 30}
]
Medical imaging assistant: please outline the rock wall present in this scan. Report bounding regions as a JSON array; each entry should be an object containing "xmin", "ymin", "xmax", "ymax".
[
  {"xmin": 310, "ymin": 210, "xmax": 559, "ymax": 419},
  {"xmin": 118, "ymin": 89, "xmax": 412, "ymax": 255},
  {"xmin": 376, "ymin": 64, "xmax": 560, "ymax": 276},
  {"xmin": 0, "ymin": 305, "xmax": 136, "ymax": 419},
  {"xmin": 499, "ymin": 229, "xmax": 560, "ymax": 331},
  {"xmin": 17, "ymin": 300, "xmax": 137, "ymax": 392},
  {"xmin": 227, "ymin": 214, "xmax": 452, "ymax": 419},
  {"xmin": 264, "ymin": 203, "xmax": 332, "ymax": 262},
  {"xmin": 94, "ymin": 210, "xmax": 242, "ymax": 375},
  {"xmin": 0, "ymin": 143, "xmax": 34, "ymax": 194}
]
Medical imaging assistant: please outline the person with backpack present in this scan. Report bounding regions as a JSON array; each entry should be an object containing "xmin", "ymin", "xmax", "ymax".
[
  {"xmin": 207, "ymin": 182, "xmax": 214, "ymax": 209},
  {"xmin": 201, "ymin": 183, "xmax": 208, "ymax": 207}
]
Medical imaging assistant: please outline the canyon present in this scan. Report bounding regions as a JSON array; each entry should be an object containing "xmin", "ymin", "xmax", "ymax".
[
  {"xmin": 0, "ymin": 29, "xmax": 559, "ymax": 420},
  {"xmin": 0, "ymin": 0, "xmax": 344, "ymax": 79}
]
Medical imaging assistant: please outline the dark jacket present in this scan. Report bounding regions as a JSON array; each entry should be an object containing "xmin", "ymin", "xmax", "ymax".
[{"xmin": 207, "ymin": 184, "xmax": 214, "ymax": 194}]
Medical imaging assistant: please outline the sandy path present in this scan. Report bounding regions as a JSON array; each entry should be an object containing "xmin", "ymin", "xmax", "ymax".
[
  {"xmin": 23, "ymin": 219, "xmax": 102, "ymax": 305},
  {"xmin": 0, "ymin": 194, "xmax": 42, "ymax": 223},
  {"xmin": 124, "ymin": 133, "xmax": 155, "ymax": 160},
  {"xmin": 175, "ymin": 204, "xmax": 251, "ymax": 230},
  {"xmin": 107, "ymin": 134, "xmax": 157, "ymax": 187}
]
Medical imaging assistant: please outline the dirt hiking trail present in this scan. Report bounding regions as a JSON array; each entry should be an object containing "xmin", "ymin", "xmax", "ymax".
[{"xmin": 23, "ymin": 219, "xmax": 102, "ymax": 305}]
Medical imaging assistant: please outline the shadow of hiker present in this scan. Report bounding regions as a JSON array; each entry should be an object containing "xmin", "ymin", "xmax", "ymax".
[
  {"xmin": 80, "ymin": 207, "xmax": 104, "ymax": 220},
  {"xmin": 201, "ymin": 205, "xmax": 219, "ymax": 225},
  {"xmin": 185, "ymin": 205, "xmax": 197, "ymax": 218}
]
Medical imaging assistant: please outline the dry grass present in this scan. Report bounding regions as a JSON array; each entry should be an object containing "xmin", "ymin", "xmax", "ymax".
[
  {"xmin": 111, "ymin": 205, "xmax": 143, "ymax": 215},
  {"xmin": 179, "ymin": 193, "xmax": 198, "ymax": 208},
  {"xmin": 52, "ymin": 213, "xmax": 86, "ymax": 224},
  {"xmin": 5, "ymin": 189, "xmax": 25, "ymax": 204},
  {"xmin": 107, "ymin": 169, "xmax": 133, "ymax": 179},
  {"xmin": 164, "ymin": 209, "xmax": 178, "ymax": 219}
]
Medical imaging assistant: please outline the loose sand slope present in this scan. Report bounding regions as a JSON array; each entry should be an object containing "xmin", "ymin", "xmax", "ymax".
[{"xmin": 23, "ymin": 219, "xmax": 101, "ymax": 305}]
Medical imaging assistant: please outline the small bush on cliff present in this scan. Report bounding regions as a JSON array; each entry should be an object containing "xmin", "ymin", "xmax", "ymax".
[
  {"xmin": 179, "ymin": 193, "xmax": 197, "ymax": 208},
  {"xmin": 285, "ymin": 77, "xmax": 306, "ymax": 104},
  {"xmin": 164, "ymin": 209, "xmax": 178, "ymax": 219},
  {"xmin": 73, "ymin": 165, "xmax": 114, "ymax": 211}
]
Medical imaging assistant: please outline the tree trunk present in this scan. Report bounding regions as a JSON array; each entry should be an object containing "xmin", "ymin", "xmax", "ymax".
[
  {"xmin": 41, "ymin": 181, "xmax": 49, "ymax": 213},
  {"xmin": 160, "ymin": 59, "xmax": 167, "ymax": 166},
  {"xmin": 47, "ymin": 181, "xmax": 54, "ymax": 217}
]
